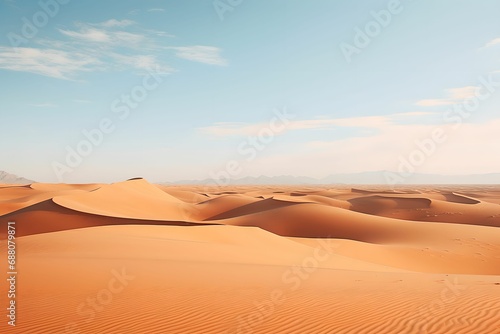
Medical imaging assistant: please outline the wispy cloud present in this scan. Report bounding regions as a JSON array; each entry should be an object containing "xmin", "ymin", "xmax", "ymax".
[
  {"xmin": 171, "ymin": 46, "xmax": 227, "ymax": 66},
  {"xmin": 108, "ymin": 53, "xmax": 173, "ymax": 73},
  {"xmin": 416, "ymin": 99, "xmax": 455, "ymax": 107},
  {"xmin": 145, "ymin": 29, "xmax": 175, "ymax": 38},
  {"xmin": 484, "ymin": 37, "xmax": 500, "ymax": 48},
  {"xmin": 416, "ymin": 86, "xmax": 479, "ymax": 107},
  {"xmin": 59, "ymin": 22, "xmax": 145, "ymax": 46},
  {"xmin": 447, "ymin": 86, "xmax": 478, "ymax": 99},
  {"xmin": 54, "ymin": 22, "xmax": 213, "ymax": 70},
  {"xmin": 393, "ymin": 111, "xmax": 434, "ymax": 117},
  {"xmin": 59, "ymin": 27, "xmax": 111, "ymax": 43},
  {"xmin": 96, "ymin": 19, "xmax": 135, "ymax": 28},
  {"xmin": 0, "ymin": 20, "xmax": 224, "ymax": 79},
  {"xmin": 199, "ymin": 113, "xmax": 427, "ymax": 137},
  {"xmin": 148, "ymin": 8, "xmax": 165, "ymax": 12},
  {"xmin": 289, "ymin": 116, "xmax": 390, "ymax": 131},
  {"xmin": 0, "ymin": 46, "xmax": 100, "ymax": 79}
]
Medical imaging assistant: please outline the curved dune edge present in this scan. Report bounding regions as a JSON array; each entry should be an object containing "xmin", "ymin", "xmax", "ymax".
[
  {"xmin": 447, "ymin": 192, "xmax": 482, "ymax": 204},
  {"xmin": 52, "ymin": 179, "xmax": 196, "ymax": 221},
  {"xmin": 0, "ymin": 184, "xmax": 31, "ymax": 189},
  {"xmin": 0, "ymin": 189, "xmax": 91, "ymax": 216},
  {"xmin": 0, "ymin": 199, "xmax": 217, "ymax": 237},
  {"xmin": 29, "ymin": 183, "xmax": 102, "ymax": 192},
  {"xmin": 203, "ymin": 198, "xmax": 304, "ymax": 221},
  {"xmin": 194, "ymin": 194, "xmax": 263, "ymax": 220}
]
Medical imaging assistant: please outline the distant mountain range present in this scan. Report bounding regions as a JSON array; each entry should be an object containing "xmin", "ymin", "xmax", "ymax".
[
  {"xmin": 0, "ymin": 171, "xmax": 34, "ymax": 184},
  {"xmin": 2, "ymin": 170, "xmax": 500, "ymax": 185},
  {"xmin": 166, "ymin": 171, "xmax": 500, "ymax": 185}
]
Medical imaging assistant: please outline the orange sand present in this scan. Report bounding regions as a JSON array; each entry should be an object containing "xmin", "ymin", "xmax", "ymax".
[{"xmin": 1, "ymin": 179, "xmax": 499, "ymax": 333}]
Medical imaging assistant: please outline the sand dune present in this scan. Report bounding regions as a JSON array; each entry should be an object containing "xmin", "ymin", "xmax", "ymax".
[
  {"xmin": 347, "ymin": 193, "xmax": 500, "ymax": 227},
  {"xmin": 203, "ymin": 198, "xmax": 302, "ymax": 221},
  {"xmin": 1, "ymin": 180, "xmax": 500, "ymax": 333},
  {"xmin": 53, "ymin": 179, "xmax": 194, "ymax": 221},
  {"xmin": 3, "ymin": 225, "xmax": 500, "ymax": 334},
  {"xmin": 193, "ymin": 194, "xmax": 262, "ymax": 220},
  {"xmin": 349, "ymin": 195, "xmax": 432, "ymax": 212}
]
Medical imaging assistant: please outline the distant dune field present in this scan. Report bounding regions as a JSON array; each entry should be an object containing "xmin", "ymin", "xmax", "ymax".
[{"xmin": 1, "ymin": 179, "xmax": 500, "ymax": 333}]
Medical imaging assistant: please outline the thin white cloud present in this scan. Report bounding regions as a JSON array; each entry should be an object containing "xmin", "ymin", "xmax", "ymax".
[
  {"xmin": 484, "ymin": 38, "xmax": 500, "ymax": 48},
  {"xmin": 111, "ymin": 31, "xmax": 145, "ymax": 45},
  {"xmin": 416, "ymin": 85, "xmax": 479, "ymax": 107},
  {"xmin": 290, "ymin": 116, "xmax": 390, "ymax": 130},
  {"xmin": 0, "ymin": 21, "xmax": 223, "ymax": 79},
  {"xmin": 200, "ymin": 112, "xmax": 433, "ymax": 137},
  {"xmin": 416, "ymin": 99, "xmax": 454, "ymax": 107},
  {"xmin": 148, "ymin": 8, "xmax": 165, "ymax": 12},
  {"xmin": 447, "ymin": 86, "xmax": 477, "ymax": 99},
  {"xmin": 393, "ymin": 111, "xmax": 435, "ymax": 117},
  {"xmin": 59, "ymin": 27, "xmax": 111, "ymax": 43},
  {"xmin": 59, "ymin": 25, "xmax": 145, "ymax": 46},
  {"xmin": 145, "ymin": 29, "xmax": 175, "ymax": 38},
  {"xmin": 0, "ymin": 47, "xmax": 100, "ymax": 79},
  {"xmin": 108, "ymin": 53, "xmax": 173, "ymax": 73},
  {"xmin": 171, "ymin": 46, "xmax": 227, "ymax": 66},
  {"xmin": 33, "ymin": 21, "xmax": 174, "ymax": 75},
  {"xmin": 96, "ymin": 19, "xmax": 135, "ymax": 28}
]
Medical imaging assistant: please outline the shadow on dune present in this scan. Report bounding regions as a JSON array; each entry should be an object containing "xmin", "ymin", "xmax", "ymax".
[
  {"xmin": 349, "ymin": 195, "xmax": 432, "ymax": 215},
  {"xmin": 0, "ymin": 199, "xmax": 217, "ymax": 237},
  {"xmin": 204, "ymin": 197, "xmax": 304, "ymax": 220},
  {"xmin": 442, "ymin": 192, "xmax": 481, "ymax": 205}
]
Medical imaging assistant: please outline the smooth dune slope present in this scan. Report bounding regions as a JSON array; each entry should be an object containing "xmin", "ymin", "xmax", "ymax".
[
  {"xmin": 53, "ymin": 179, "xmax": 194, "ymax": 221},
  {"xmin": 1, "ymin": 225, "xmax": 499, "ymax": 334}
]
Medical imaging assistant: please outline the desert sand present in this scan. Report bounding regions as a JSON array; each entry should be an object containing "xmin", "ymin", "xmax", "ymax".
[{"xmin": 1, "ymin": 179, "xmax": 500, "ymax": 333}]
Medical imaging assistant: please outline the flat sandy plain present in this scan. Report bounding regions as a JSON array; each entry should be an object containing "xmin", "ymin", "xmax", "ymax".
[{"xmin": 1, "ymin": 179, "xmax": 500, "ymax": 333}]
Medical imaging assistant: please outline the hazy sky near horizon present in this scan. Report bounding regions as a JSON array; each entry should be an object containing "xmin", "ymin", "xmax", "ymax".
[{"xmin": 1, "ymin": 0, "xmax": 500, "ymax": 183}]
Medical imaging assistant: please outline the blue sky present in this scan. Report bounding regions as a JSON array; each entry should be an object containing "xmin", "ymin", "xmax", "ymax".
[{"xmin": 0, "ymin": 0, "xmax": 499, "ymax": 183}]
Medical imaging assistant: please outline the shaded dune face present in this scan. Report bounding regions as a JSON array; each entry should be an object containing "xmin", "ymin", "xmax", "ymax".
[
  {"xmin": 346, "ymin": 192, "xmax": 500, "ymax": 227},
  {"xmin": 442, "ymin": 192, "xmax": 481, "ymax": 204},
  {"xmin": 203, "ymin": 198, "xmax": 301, "ymax": 220},
  {"xmin": 0, "ymin": 199, "xmax": 208, "ymax": 237},
  {"xmin": 349, "ymin": 195, "xmax": 432, "ymax": 213}
]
